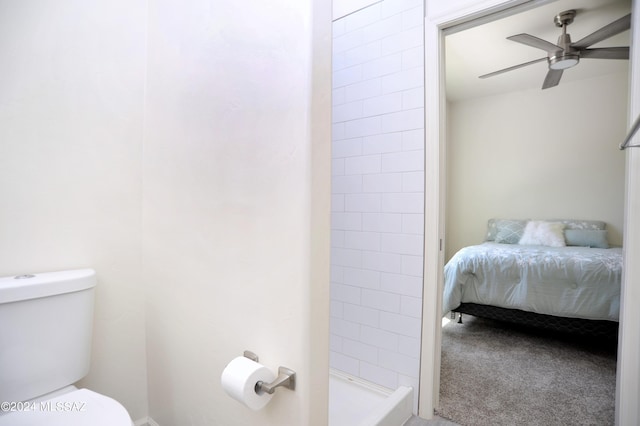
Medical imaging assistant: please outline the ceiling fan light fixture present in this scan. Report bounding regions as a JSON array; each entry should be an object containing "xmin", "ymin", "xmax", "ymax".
[{"xmin": 549, "ymin": 53, "xmax": 580, "ymax": 70}]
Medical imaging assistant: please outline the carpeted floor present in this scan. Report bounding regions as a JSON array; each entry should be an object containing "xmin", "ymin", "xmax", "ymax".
[{"xmin": 437, "ymin": 315, "xmax": 617, "ymax": 426}]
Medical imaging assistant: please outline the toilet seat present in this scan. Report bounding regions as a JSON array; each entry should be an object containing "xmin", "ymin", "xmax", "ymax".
[{"xmin": 0, "ymin": 388, "xmax": 132, "ymax": 426}]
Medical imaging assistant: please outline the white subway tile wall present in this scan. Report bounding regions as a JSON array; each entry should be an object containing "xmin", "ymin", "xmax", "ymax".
[{"xmin": 331, "ymin": 0, "xmax": 424, "ymax": 411}]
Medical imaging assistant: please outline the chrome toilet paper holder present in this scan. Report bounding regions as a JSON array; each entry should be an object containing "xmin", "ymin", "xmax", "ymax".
[{"xmin": 244, "ymin": 350, "xmax": 296, "ymax": 394}]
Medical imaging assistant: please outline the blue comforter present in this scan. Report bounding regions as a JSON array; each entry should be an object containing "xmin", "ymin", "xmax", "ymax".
[{"xmin": 443, "ymin": 242, "xmax": 622, "ymax": 321}]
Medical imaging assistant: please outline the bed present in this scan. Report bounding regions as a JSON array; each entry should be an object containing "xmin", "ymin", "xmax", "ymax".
[{"xmin": 443, "ymin": 219, "xmax": 622, "ymax": 337}]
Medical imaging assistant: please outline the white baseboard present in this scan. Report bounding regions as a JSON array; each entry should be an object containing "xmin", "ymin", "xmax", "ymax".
[{"xmin": 133, "ymin": 417, "xmax": 159, "ymax": 426}]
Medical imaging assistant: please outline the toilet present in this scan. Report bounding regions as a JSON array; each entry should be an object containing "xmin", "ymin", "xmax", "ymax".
[{"xmin": 0, "ymin": 269, "xmax": 133, "ymax": 426}]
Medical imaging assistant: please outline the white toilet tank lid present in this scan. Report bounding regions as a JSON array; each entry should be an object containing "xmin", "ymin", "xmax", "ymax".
[
  {"xmin": 0, "ymin": 269, "xmax": 96, "ymax": 304},
  {"xmin": 0, "ymin": 388, "xmax": 131, "ymax": 426}
]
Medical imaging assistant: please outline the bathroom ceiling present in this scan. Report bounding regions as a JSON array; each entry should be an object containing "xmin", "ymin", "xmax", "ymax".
[{"xmin": 445, "ymin": 0, "xmax": 632, "ymax": 102}]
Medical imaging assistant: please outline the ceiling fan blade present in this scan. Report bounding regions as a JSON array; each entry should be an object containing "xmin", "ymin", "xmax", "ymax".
[
  {"xmin": 542, "ymin": 69, "xmax": 563, "ymax": 89},
  {"xmin": 580, "ymin": 46, "xmax": 629, "ymax": 60},
  {"xmin": 479, "ymin": 57, "xmax": 547, "ymax": 79},
  {"xmin": 572, "ymin": 14, "xmax": 631, "ymax": 49},
  {"xmin": 508, "ymin": 34, "xmax": 562, "ymax": 54}
]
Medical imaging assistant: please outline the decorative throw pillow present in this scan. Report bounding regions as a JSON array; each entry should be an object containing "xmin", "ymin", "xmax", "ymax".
[
  {"xmin": 495, "ymin": 220, "xmax": 527, "ymax": 244},
  {"xmin": 565, "ymin": 229, "xmax": 609, "ymax": 248},
  {"xmin": 486, "ymin": 219, "xmax": 527, "ymax": 242},
  {"xmin": 518, "ymin": 221, "xmax": 566, "ymax": 247}
]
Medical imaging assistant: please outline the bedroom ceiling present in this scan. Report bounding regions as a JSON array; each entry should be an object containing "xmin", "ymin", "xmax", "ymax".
[{"xmin": 445, "ymin": 0, "xmax": 632, "ymax": 102}]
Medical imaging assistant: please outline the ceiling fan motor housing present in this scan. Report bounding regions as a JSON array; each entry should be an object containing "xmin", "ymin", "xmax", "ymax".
[
  {"xmin": 549, "ymin": 33, "xmax": 580, "ymax": 70},
  {"xmin": 549, "ymin": 10, "xmax": 580, "ymax": 70}
]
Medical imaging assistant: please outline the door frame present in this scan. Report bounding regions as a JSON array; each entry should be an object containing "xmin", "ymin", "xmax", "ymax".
[{"xmin": 419, "ymin": 1, "xmax": 640, "ymax": 423}]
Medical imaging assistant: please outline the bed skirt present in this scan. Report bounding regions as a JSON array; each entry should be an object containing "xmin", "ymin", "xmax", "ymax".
[{"xmin": 453, "ymin": 303, "xmax": 619, "ymax": 339}]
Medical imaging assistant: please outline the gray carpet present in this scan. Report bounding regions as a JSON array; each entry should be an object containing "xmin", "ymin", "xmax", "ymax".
[
  {"xmin": 404, "ymin": 414, "xmax": 459, "ymax": 425},
  {"xmin": 437, "ymin": 315, "xmax": 617, "ymax": 426}
]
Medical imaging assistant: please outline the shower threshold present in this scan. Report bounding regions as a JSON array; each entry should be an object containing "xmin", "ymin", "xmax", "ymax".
[{"xmin": 329, "ymin": 369, "xmax": 413, "ymax": 426}]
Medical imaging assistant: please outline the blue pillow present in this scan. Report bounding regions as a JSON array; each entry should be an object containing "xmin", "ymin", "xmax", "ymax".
[
  {"xmin": 495, "ymin": 221, "xmax": 527, "ymax": 244},
  {"xmin": 564, "ymin": 229, "xmax": 609, "ymax": 248},
  {"xmin": 486, "ymin": 219, "xmax": 527, "ymax": 243}
]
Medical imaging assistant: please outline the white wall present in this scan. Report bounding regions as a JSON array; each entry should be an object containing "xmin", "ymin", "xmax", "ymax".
[
  {"xmin": 0, "ymin": 0, "xmax": 148, "ymax": 420},
  {"xmin": 0, "ymin": 1, "xmax": 331, "ymax": 425},
  {"xmin": 142, "ymin": 0, "xmax": 331, "ymax": 425},
  {"xmin": 446, "ymin": 71, "xmax": 628, "ymax": 259},
  {"xmin": 330, "ymin": 0, "xmax": 424, "ymax": 411}
]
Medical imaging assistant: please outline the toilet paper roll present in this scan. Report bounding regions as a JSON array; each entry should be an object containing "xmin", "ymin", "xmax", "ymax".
[{"xmin": 221, "ymin": 356, "xmax": 276, "ymax": 410}]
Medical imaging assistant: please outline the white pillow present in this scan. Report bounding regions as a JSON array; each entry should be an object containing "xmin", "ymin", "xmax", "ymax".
[{"xmin": 518, "ymin": 221, "xmax": 566, "ymax": 247}]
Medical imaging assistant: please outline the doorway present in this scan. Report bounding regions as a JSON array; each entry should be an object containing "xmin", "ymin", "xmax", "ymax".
[{"xmin": 419, "ymin": 0, "xmax": 640, "ymax": 423}]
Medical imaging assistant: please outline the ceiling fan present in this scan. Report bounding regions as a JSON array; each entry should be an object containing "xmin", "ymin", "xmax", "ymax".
[{"xmin": 479, "ymin": 10, "xmax": 631, "ymax": 89}]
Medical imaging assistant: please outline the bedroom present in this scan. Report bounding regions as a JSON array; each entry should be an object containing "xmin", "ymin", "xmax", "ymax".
[
  {"xmin": 445, "ymin": 0, "xmax": 628, "ymax": 261},
  {"xmin": 438, "ymin": 0, "xmax": 629, "ymax": 423}
]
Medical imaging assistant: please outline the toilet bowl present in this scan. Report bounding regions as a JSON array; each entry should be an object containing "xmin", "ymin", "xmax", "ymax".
[
  {"xmin": 0, "ymin": 387, "xmax": 132, "ymax": 426},
  {"xmin": 0, "ymin": 269, "xmax": 133, "ymax": 426}
]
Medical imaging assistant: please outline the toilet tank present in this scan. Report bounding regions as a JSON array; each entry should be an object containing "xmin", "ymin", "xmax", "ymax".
[{"xmin": 0, "ymin": 269, "xmax": 96, "ymax": 403}]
